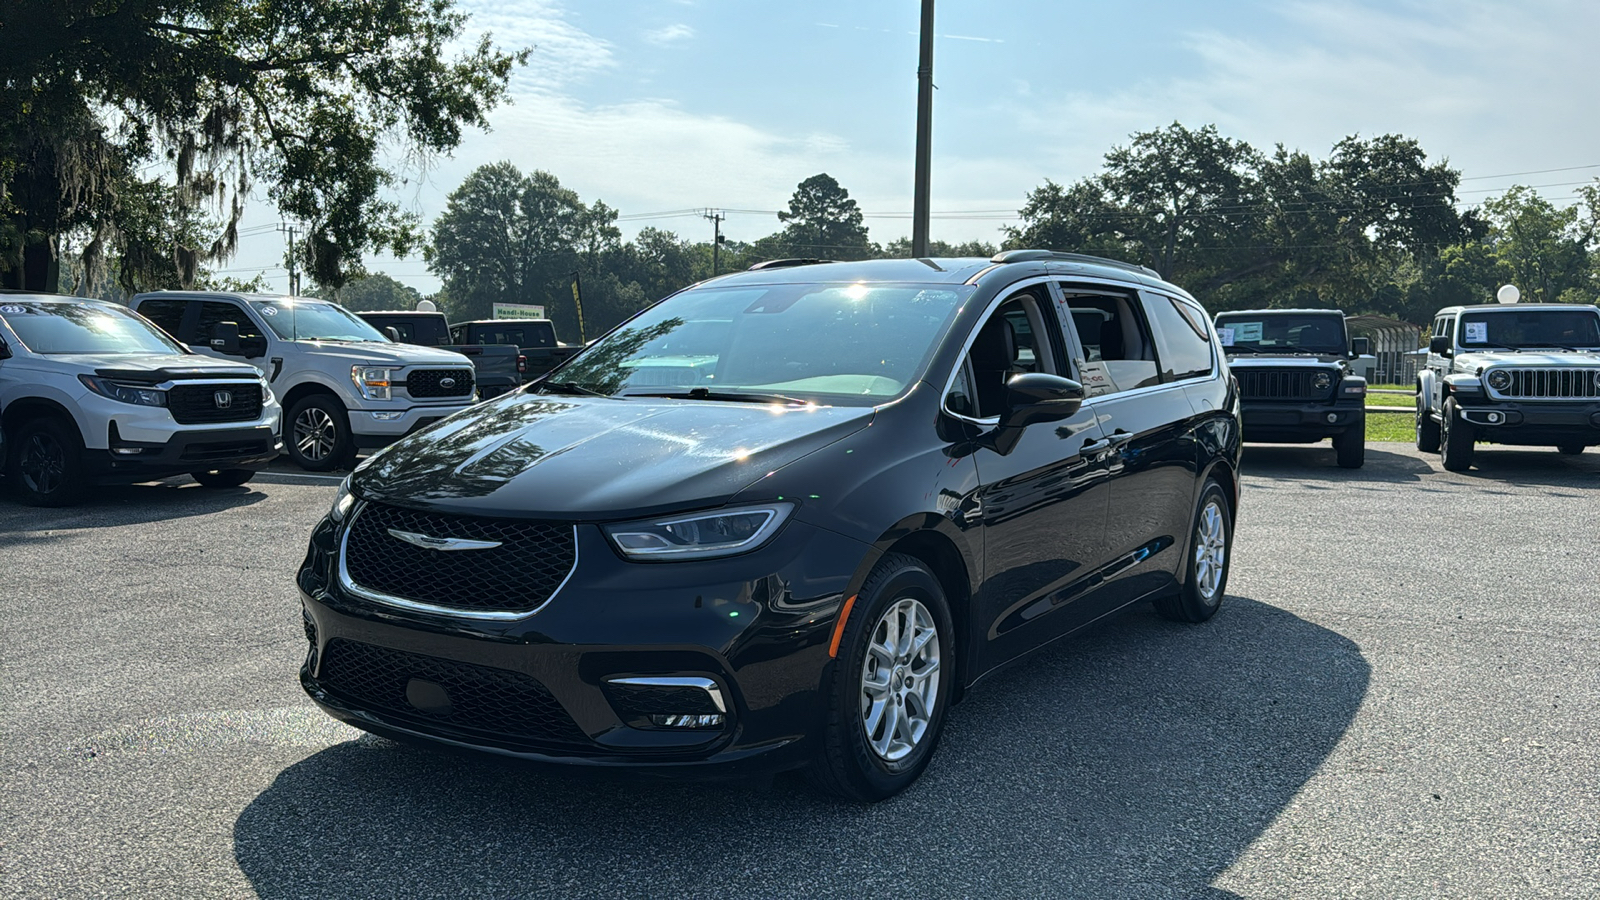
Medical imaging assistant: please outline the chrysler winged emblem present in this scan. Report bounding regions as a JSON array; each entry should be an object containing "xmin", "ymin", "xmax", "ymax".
[
  {"xmin": 214, "ymin": 390, "xmax": 233, "ymax": 408},
  {"xmin": 386, "ymin": 529, "xmax": 502, "ymax": 551}
]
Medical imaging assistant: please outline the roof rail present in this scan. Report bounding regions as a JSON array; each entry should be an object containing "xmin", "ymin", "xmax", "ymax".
[
  {"xmin": 990, "ymin": 249, "xmax": 1159, "ymax": 278},
  {"xmin": 747, "ymin": 258, "xmax": 833, "ymax": 271}
]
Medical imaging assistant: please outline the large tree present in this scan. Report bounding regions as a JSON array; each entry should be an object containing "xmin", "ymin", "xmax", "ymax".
[
  {"xmin": 1, "ymin": 0, "xmax": 524, "ymax": 293},
  {"xmin": 755, "ymin": 173, "xmax": 874, "ymax": 261}
]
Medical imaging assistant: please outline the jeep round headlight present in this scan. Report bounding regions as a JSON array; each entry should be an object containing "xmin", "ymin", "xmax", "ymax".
[
  {"xmin": 1486, "ymin": 369, "xmax": 1512, "ymax": 391},
  {"xmin": 1312, "ymin": 371, "xmax": 1333, "ymax": 391},
  {"xmin": 1594, "ymin": 371, "xmax": 1600, "ymax": 390}
]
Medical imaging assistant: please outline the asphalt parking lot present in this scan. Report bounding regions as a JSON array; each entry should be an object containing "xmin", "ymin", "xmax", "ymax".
[{"xmin": 2, "ymin": 442, "xmax": 1597, "ymax": 898}]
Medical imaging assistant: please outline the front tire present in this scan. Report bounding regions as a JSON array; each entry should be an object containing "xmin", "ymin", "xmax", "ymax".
[
  {"xmin": 1440, "ymin": 397, "xmax": 1474, "ymax": 472},
  {"xmin": 190, "ymin": 469, "xmax": 255, "ymax": 488},
  {"xmin": 808, "ymin": 553, "xmax": 954, "ymax": 802},
  {"xmin": 1415, "ymin": 393, "xmax": 1441, "ymax": 453},
  {"xmin": 285, "ymin": 394, "xmax": 353, "ymax": 472},
  {"xmin": 1556, "ymin": 441, "xmax": 1585, "ymax": 456},
  {"xmin": 1334, "ymin": 423, "xmax": 1365, "ymax": 468},
  {"xmin": 5, "ymin": 416, "xmax": 88, "ymax": 507},
  {"xmin": 1155, "ymin": 479, "xmax": 1232, "ymax": 623}
]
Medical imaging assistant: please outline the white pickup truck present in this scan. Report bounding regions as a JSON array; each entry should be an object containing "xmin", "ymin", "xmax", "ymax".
[
  {"xmin": 130, "ymin": 291, "xmax": 479, "ymax": 471},
  {"xmin": 0, "ymin": 294, "xmax": 281, "ymax": 506}
]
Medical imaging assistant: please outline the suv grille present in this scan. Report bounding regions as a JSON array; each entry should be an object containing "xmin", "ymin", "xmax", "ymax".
[
  {"xmin": 1235, "ymin": 369, "xmax": 1333, "ymax": 401},
  {"xmin": 1492, "ymin": 368, "xmax": 1600, "ymax": 400},
  {"xmin": 406, "ymin": 368, "xmax": 475, "ymax": 398},
  {"xmin": 342, "ymin": 502, "xmax": 576, "ymax": 614},
  {"xmin": 317, "ymin": 639, "xmax": 588, "ymax": 748},
  {"xmin": 168, "ymin": 383, "xmax": 263, "ymax": 424}
]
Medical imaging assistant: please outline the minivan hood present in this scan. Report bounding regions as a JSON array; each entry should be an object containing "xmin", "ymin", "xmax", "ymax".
[
  {"xmin": 294, "ymin": 341, "xmax": 471, "ymax": 367},
  {"xmin": 353, "ymin": 393, "xmax": 876, "ymax": 520}
]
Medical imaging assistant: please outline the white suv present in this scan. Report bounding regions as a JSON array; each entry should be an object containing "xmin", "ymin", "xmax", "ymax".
[
  {"xmin": 130, "ymin": 292, "xmax": 479, "ymax": 471},
  {"xmin": 0, "ymin": 294, "xmax": 281, "ymax": 506}
]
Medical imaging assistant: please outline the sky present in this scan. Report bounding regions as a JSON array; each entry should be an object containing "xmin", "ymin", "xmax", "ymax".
[{"xmin": 218, "ymin": 0, "xmax": 1600, "ymax": 294}]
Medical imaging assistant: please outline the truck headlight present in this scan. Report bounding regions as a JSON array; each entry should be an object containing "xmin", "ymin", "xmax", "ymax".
[
  {"xmin": 78, "ymin": 375, "xmax": 167, "ymax": 407},
  {"xmin": 1312, "ymin": 371, "xmax": 1333, "ymax": 391},
  {"xmin": 604, "ymin": 503, "xmax": 794, "ymax": 561},
  {"xmin": 351, "ymin": 366, "xmax": 393, "ymax": 400},
  {"xmin": 1486, "ymin": 369, "xmax": 1512, "ymax": 391}
]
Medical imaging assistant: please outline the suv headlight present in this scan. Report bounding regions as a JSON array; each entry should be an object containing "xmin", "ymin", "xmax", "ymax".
[
  {"xmin": 329, "ymin": 477, "xmax": 356, "ymax": 523},
  {"xmin": 1486, "ymin": 369, "xmax": 1512, "ymax": 392},
  {"xmin": 78, "ymin": 375, "xmax": 167, "ymax": 407},
  {"xmin": 351, "ymin": 366, "xmax": 394, "ymax": 400},
  {"xmin": 604, "ymin": 503, "xmax": 794, "ymax": 561},
  {"xmin": 1312, "ymin": 371, "xmax": 1333, "ymax": 391}
]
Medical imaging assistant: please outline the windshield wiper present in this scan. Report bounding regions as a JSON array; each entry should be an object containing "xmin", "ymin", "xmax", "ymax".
[
  {"xmin": 1519, "ymin": 343, "xmax": 1582, "ymax": 352},
  {"xmin": 625, "ymin": 387, "xmax": 812, "ymax": 405},
  {"xmin": 1224, "ymin": 345, "xmax": 1266, "ymax": 354},
  {"xmin": 538, "ymin": 381, "xmax": 613, "ymax": 398}
]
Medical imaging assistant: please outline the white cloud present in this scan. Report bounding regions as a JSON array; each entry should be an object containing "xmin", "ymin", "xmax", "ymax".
[
  {"xmin": 644, "ymin": 24, "xmax": 695, "ymax": 46},
  {"xmin": 455, "ymin": 0, "xmax": 614, "ymax": 91}
]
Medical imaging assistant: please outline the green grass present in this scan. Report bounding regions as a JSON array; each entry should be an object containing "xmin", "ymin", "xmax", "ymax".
[
  {"xmin": 1367, "ymin": 383, "xmax": 1414, "ymax": 392},
  {"xmin": 1366, "ymin": 392, "xmax": 1414, "ymax": 408},
  {"xmin": 1366, "ymin": 410, "xmax": 1415, "ymax": 442}
]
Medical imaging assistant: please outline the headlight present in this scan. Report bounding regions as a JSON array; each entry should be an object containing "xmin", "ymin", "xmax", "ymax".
[
  {"xmin": 1593, "ymin": 371, "xmax": 1600, "ymax": 390},
  {"xmin": 260, "ymin": 377, "xmax": 276, "ymax": 404},
  {"xmin": 329, "ymin": 477, "xmax": 356, "ymax": 523},
  {"xmin": 78, "ymin": 375, "xmax": 167, "ymax": 407},
  {"xmin": 604, "ymin": 503, "xmax": 794, "ymax": 561},
  {"xmin": 1312, "ymin": 371, "xmax": 1333, "ymax": 391},
  {"xmin": 351, "ymin": 366, "xmax": 394, "ymax": 400},
  {"xmin": 1486, "ymin": 369, "xmax": 1512, "ymax": 392}
]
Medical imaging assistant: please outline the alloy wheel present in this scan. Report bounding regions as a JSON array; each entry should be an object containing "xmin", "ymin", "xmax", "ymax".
[
  {"xmin": 1193, "ymin": 499, "xmax": 1228, "ymax": 606},
  {"xmin": 294, "ymin": 407, "xmax": 337, "ymax": 461},
  {"xmin": 20, "ymin": 433, "xmax": 66, "ymax": 495},
  {"xmin": 859, "ymin": 597, "xmax": 941, "ymax": 763}
]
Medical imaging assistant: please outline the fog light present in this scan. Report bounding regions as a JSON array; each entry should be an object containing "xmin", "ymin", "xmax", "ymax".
[
  {"xmin": 651, "ymin": 713, "xmax": 725, "ymax": 728},
  {"xmin": 111, "ymin": 446, "xmax": 144, "ymax": 455},
  {"xmin": 1326, "ymin": 412, "xmax": 1339, "ymax": 423},
  {"xmin": 369, "ymin": 411, "xmax": 404, "ymax": 421},
  {"xmin": 1487, "ymin": 412, "xmax": 1503, "ymax": 424}
]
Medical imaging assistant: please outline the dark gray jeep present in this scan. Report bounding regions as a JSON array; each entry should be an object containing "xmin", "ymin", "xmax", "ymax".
[{"xmin": 1213, "ymin": 309, "xmax": 1369, "ymax": 468}]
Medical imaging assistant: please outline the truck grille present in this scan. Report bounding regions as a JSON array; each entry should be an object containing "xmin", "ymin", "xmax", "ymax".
[
  {"xmin": 317, "ymin": 639, "xmax": 588, "ymax": 748},
  {"xmin": 167, "ymin": 383, "xmax": 263, "ymax": 424},
  {"xmin": 1235, "ymin": 369, "xmax": 1333, "ymax": 401},
  {"xmin": 406, "ymin": 368, "xmax": 475, "ymax": 398},
  {"xmin": 1492, "ymin": 368, "xmax": 1600, "ymax": 400},
  {"xmin": 342, "ymin": 502, "xmax": 576, "ymax": 615}
]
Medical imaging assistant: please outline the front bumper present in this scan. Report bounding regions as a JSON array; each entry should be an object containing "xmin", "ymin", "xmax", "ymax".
[
  {"xmin": 89, "ymin": 424, "xmax": 281, "ymax": 481},
  {"xmin": 1240, "ymin": 401, "xmax": 1364, "ymax": 443},
  {"xmin": 348, "ymin": 402, "xmax": 475, "ymax": 447},
  {"xmin": 296, "ymin": 514, "xmax": 870, "ymax": 775},
  {"xmin": 1454, "ymin": 400, "xmax": 1600, "ymax": 446}
]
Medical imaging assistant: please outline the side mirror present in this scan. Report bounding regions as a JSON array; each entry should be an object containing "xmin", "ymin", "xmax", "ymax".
[
  {"xmin": 209, "ymin": 321, "xmax": 242, "ymax": 355},
  {"xmin": 982, "ymin": 373, "xmax": 1086, "ymax": 455},
  {"xmin": 1428, "ymin": 334, "xmax": 1452, "ymax": 356},
  {"xmin": 1350, "ymin": 336, "xmax": 1371, "ymax": 357},
  {"xmin": 384, "ymin": 326, "xmax": 401, "ymax": 342}
]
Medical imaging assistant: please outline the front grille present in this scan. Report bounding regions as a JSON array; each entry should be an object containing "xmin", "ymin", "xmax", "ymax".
[
  {"xmin": 604, "ymin": 683, "xmax": 723, "ymax": 722},
  {"xmin": 317, "ymin": 639, "xmax": 587, "ymax": 748},
  {"xmin": 342, "ymin": 502, "xmax": 576, "ymax": 614},
  {"xmin": 1236, "ymin": 369, "xmax": 1333, "ymax": 401},
  {"xmin": 168, "ymin": 383, "xmax": 263, "ymax": 424},
  {"xmin": 406, "ymin": 368, "xmax": 475, "ymax": 398},
  {"xmin": 1493, "ymin": 368, "xmax": 1600, "ymax": 400}
]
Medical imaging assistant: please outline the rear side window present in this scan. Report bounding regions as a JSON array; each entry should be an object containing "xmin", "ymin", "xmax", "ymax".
[
  {"xmin": 136, "ymin": 299, "xmax": 188, "ymax": 338},
  {"xmin": 1062, "ymin": 291, "xmax": 1160, "ymax": 397},
  {"xmin": 197, "ymin": 302, "xmax": 262, "ymax": 340},
  {"xmin": 1143, "ymin": 294, "xmax": 1215, "ymax": 381}
]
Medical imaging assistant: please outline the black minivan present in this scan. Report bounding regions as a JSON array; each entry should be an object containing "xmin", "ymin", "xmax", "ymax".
[{"xmin": 297, "ymin": 251, "xmax": 1242, "ymax": 801}]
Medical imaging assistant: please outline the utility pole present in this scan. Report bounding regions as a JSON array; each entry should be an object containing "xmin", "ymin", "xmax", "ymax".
[
  {"xmin": 277, "ymin": 222, "xmax": 300, "ymax": 294},
  {"xmin": 911, "ymin": 0, "xmax": 935, "ymax": 258},
  {"xmin": 703, "ymin": 209, "xmax": 726, "ymax": 275}
]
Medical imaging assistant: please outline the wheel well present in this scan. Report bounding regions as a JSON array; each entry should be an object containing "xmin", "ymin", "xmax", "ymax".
[
  {"xmin": 1, "ymin": 398, "xmax": 81, "ymax": 442},
  {"xmin": 1205, "ymin": 460, "xmax": 1238, "ymax": 516},
  {"xmin": 279, "ymin": 382, "xmax": 344, "ymax": 414},
  {"xmin": 883, "ymin": 529, "xmax": 972, "ymax": 701}
]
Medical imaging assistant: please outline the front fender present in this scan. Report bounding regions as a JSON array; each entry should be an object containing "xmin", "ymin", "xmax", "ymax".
[{"xmin": 1416, "ymin": 369, "xmax": 1437, "ymax": 414}]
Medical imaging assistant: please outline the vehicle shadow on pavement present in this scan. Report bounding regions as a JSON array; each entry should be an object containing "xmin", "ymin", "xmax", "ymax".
[
  {"xmin": 233, "ymin": 597, "xmax": 1367, "ymax": 900},
  {"xmin": 1241, "ymin": 444, "xmax": 1433, "ymax": 484},
  {"xmin": 1449, "ymin": 448, "xmax": 1600, "ymax": 489},
  {"xmin": 0, "ymin": 480, "xmax": 266, "ymax": 535}
]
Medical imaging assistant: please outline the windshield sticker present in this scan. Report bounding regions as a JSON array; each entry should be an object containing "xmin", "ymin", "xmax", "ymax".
[
  {"xmin": 1236, "ymin": 322, "xmax": 1264, "ymax": 342},
  {"xmin": 260, "ymin": 305, "xmax": 278, "ymax": 316},
  {"xmin": 0, "ymin": 305, "xmax": 29, "ymax": 314},
  {"xmin": 1464, "ymin": 321, "xmax": 1487, "ymax": 343},
  {"xmin": 1216, "ymin": 327, "xmax": 1235, "ymax": 347}
]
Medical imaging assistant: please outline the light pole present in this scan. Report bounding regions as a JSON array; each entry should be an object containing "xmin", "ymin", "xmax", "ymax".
[{"xmin": 911, "ymin": 0, "xmax": 934, "ymax": 258}]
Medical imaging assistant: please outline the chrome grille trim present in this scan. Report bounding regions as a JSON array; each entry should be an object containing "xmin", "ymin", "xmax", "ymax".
[{"xmin": 1488, "ymin": 367, "xmax": 1600, "ymax": 400}]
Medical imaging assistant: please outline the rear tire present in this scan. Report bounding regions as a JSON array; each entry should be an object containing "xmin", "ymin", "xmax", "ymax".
[
  {"xmin": 1334, "ymin": 424, "xmax": 1365, "ymax": 469},
  {"xmin": 285, "ymin": 394, "xmax": 353, "ymax": 472},
  {"xmin": 1556, "ymin": 442, "xmax": 1585, "ymax": 456},
  {"xmin": 1415, "ymin": 393, "xmax": 1441, "ymax": 453},
  {"xmin": 190, "ymin": 468, "xmax": 255, "ymax": 488},
  {"xmin": 807, "ymin": 553, "xmax": 954, "ymax": 803},
  {"xmin": 1154, "ymin": 479, "xmax": 1232, "ymax": 623},
  {"xmin": 1440, "ymin": 397, "xmax": 1474, "ymax": 472},
  {"xmin": 6, "ymin": 416, "xmax": 88, "ymax": 507}
]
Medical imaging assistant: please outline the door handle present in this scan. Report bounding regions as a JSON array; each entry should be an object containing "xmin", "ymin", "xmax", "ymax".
[
  {"xmin": 1107, "ymin": 429, "xmax": 1135, "ymax": 446},
  {"xmin": 1080, "ymin": 438, "xmax": 1111, "ymax": 455}
]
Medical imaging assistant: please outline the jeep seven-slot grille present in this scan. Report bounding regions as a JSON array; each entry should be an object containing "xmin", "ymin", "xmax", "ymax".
[
  {"xmin": 167, "ymin": 383, "xmax": 263, "ymax": 424},
  {"xmin": 317, "ymin": 639, "xmax": 588, "ymax": 748},
  {"xmin": 1235, "ymin": 369, "xmax": 1333, "ymax": 401},
  {"xmin": 406, "ymin": 368, "xmax": 475, "ymax": 398},
  {"xmin": 1493, "ymin": 368, "xmax": 1600, "ymax": 400},
  {"xmin": 342, "ymin": 502, "xmax": 575, "ymax": 614}
]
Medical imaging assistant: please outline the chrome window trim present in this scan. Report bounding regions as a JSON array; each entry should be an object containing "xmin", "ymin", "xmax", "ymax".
[
  {"xmin": 604, "ymin": 676, "xmax": 728, "ymax": 713},
  {"xmin": 335, "ymin": 500, "xmax": 580, "ymax": 621}
]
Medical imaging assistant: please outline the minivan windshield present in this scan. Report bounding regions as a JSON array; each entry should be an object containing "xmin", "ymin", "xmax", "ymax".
[
  {"xmin": 1214, "ymin": 312, "xmax": 1347, "ymax": 354},
  {"xmin": 1457, "ymin": 309, "xmax": 1600, "ymax": 350},
  {"xmin": 0, "ymin": 300, "xmax": 186, "ymax": 355},
  {"xmin": 551, "ymin": 282, "xmax": 972, "ymax": 405},
  {"xmin": 250, "ymin": 299, "xmax": 389, "ymax": 342}
]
